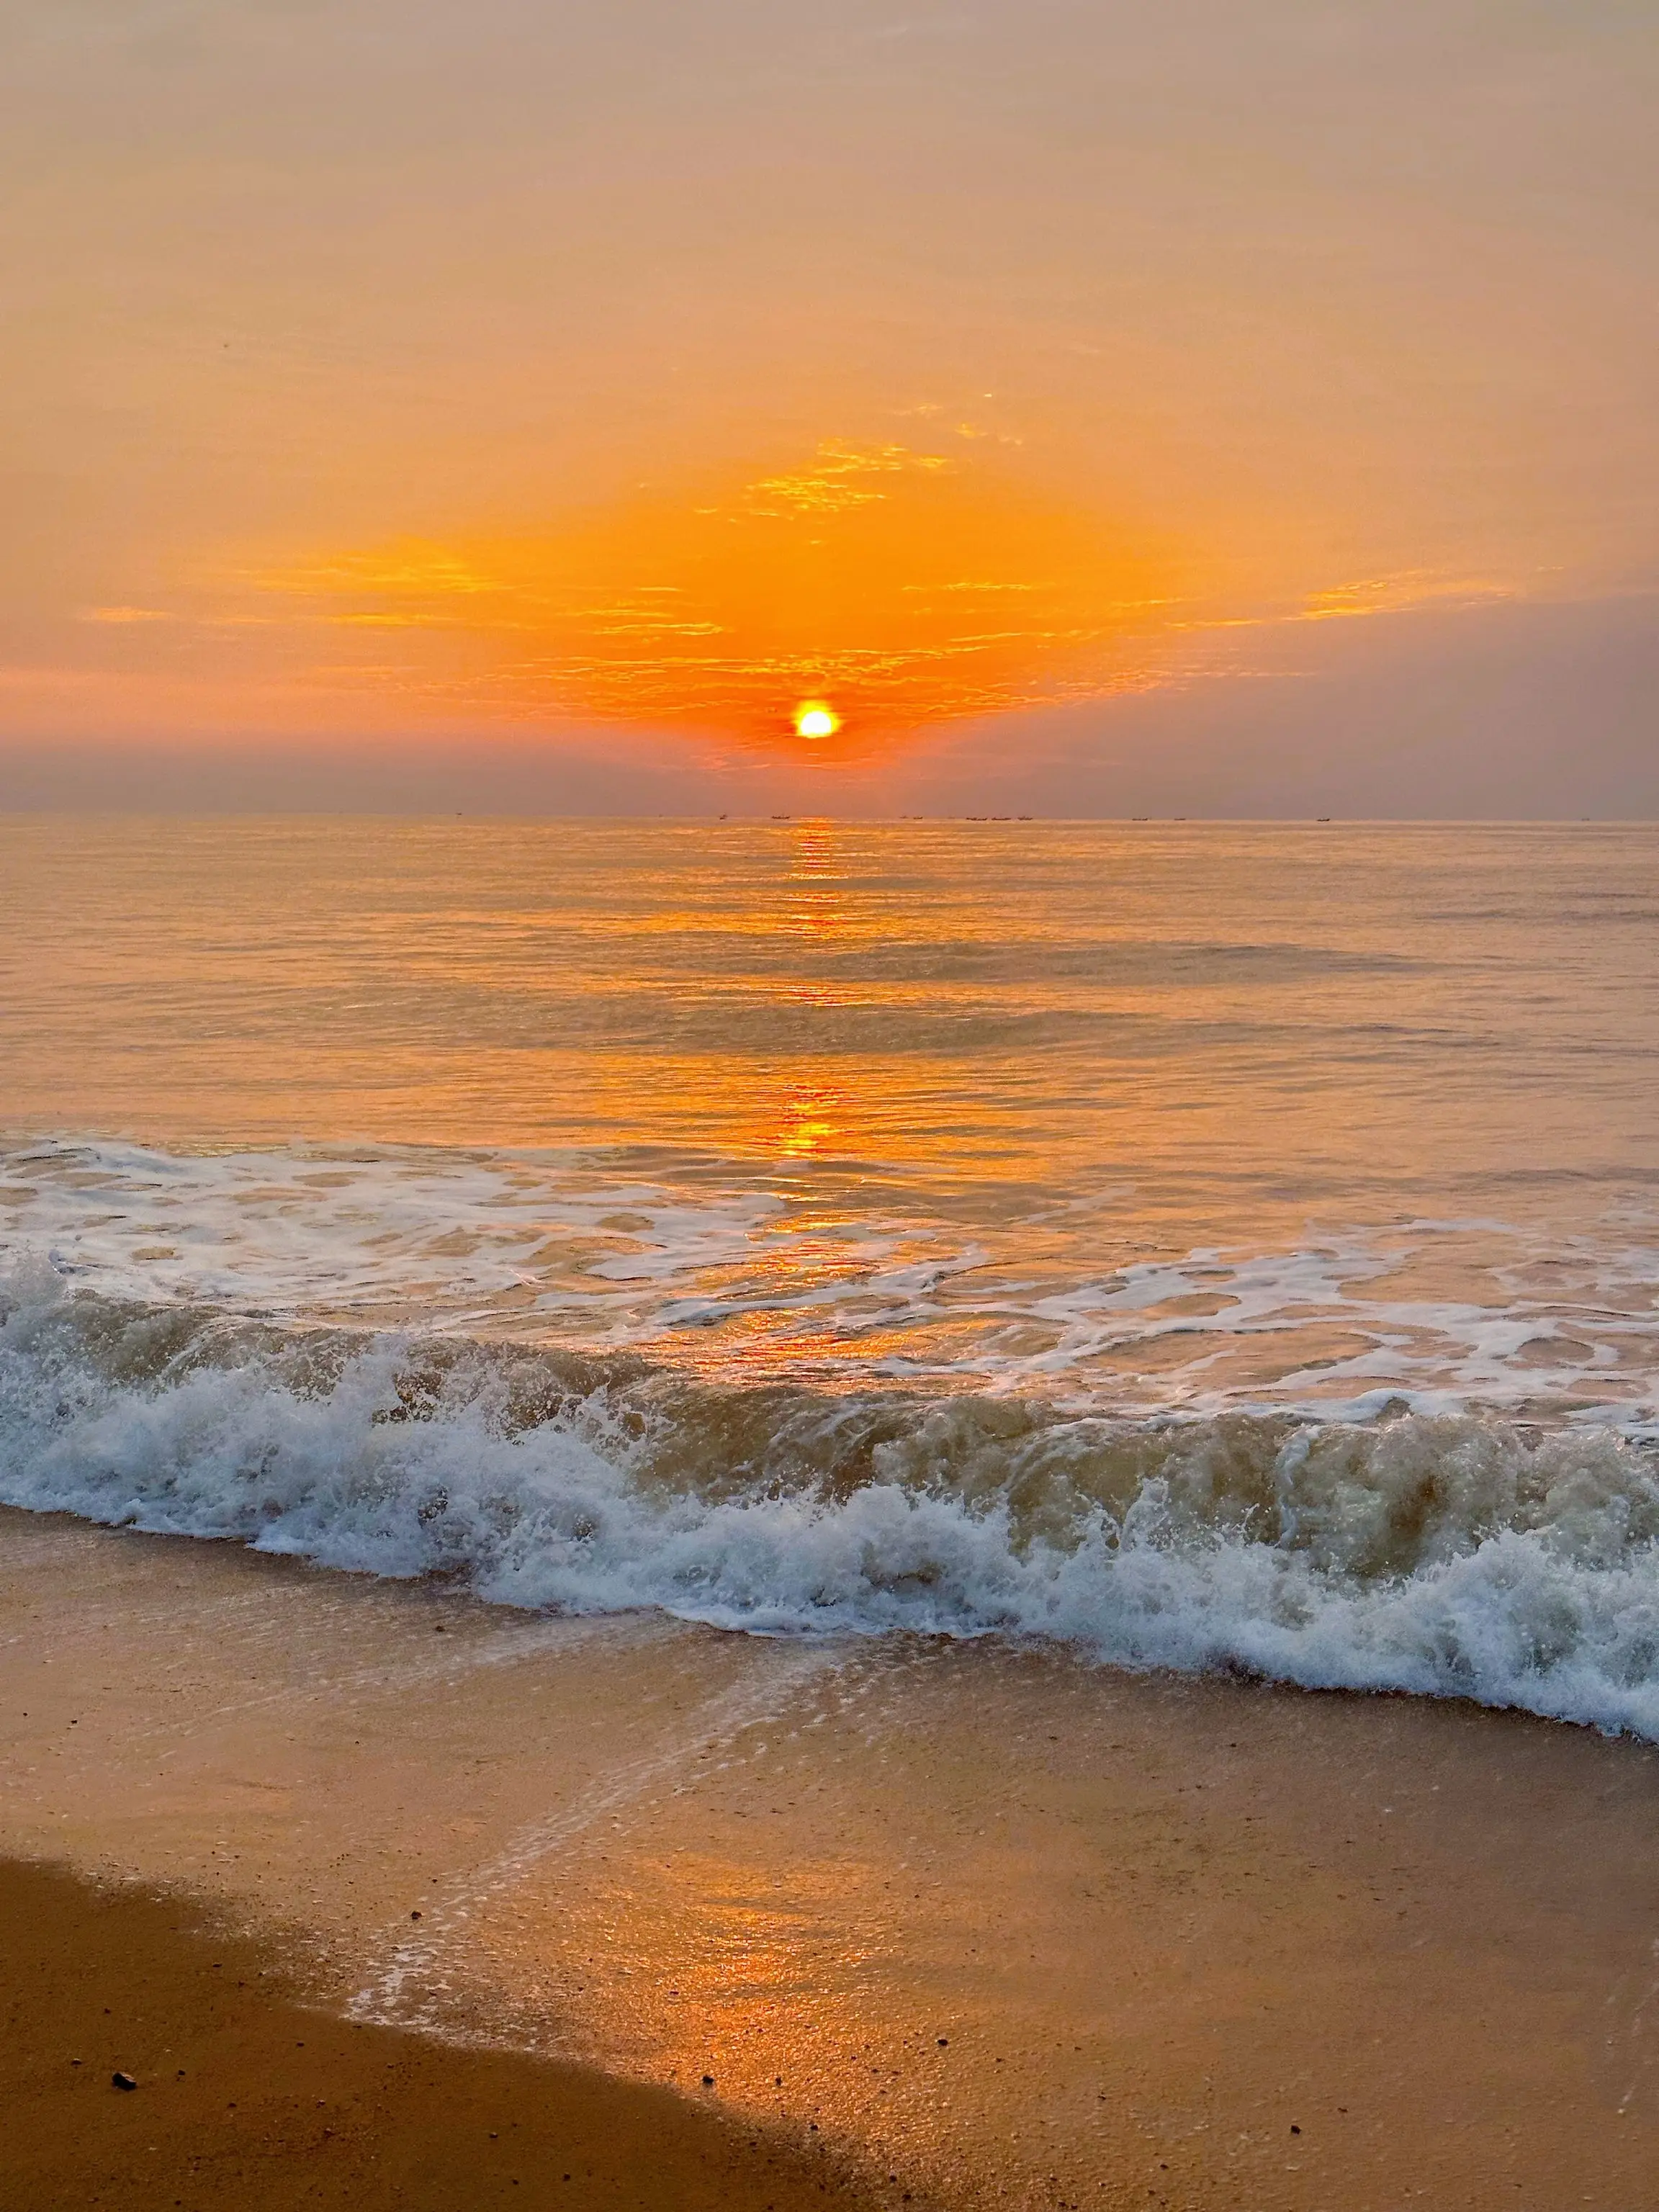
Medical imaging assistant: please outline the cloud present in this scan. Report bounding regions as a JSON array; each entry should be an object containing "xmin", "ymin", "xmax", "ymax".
[
  {"xmin": 6, "ymin": 588, "xmax": 1654, "ymax": 819},
  {"xmin": 220, "ymin": 446, "xmax": 1183, "ymax": 748},
  {"xmin": 1298, "ymin": 570, "xmax": 1519, "ymax": 622}
]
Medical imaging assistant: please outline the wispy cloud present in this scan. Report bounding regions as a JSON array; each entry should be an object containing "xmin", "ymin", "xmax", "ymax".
[{"xmin": 1299, "ymin": 570, "xmax": 1516, "ymax": 621}]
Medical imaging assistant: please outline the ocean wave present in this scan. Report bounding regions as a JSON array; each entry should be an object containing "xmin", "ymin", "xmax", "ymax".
[
  {"xmin": 6, "ymin": 1260, "xmax": 1659, "ymax": 1738},
  {"xmin": 6, "ymin": 1135, "xmax": 1659, "ymax": 1422}
]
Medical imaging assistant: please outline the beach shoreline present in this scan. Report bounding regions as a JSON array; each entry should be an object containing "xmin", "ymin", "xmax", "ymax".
[
  {"xmin": 0, "ymin": 1853, "xmax": 889, "ymax": 2211},
  {"xmin": 8, "ymin": 1507, "xmax": 1659, "ymax": 2206}
]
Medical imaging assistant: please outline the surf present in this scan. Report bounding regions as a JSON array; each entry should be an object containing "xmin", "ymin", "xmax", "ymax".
[{"xmin": 7, "ymin": 1260, "xmax": 1659, "ymax": 1740}]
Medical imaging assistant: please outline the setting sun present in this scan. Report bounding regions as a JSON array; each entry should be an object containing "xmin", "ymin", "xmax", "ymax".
[{"xmin": 233, "ymin": 444, "xmax": 1179, "ymax": 752}]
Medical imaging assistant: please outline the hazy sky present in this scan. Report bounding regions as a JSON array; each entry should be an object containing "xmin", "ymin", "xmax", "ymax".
[{"xmin": 4, "ymin": 0, "xmax": 1655, "ymax": 809}]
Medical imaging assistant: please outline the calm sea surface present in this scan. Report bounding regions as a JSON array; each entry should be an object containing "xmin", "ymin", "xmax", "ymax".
[{"xmin": 4, "ymin": 817, "xmax": 1658, "ymax": 1729}]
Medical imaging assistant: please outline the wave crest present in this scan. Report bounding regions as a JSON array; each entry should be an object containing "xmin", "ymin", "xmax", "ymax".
[{"xmin": 6, "ymin": 1263, "xmax": 1659, "ymax": 1736}]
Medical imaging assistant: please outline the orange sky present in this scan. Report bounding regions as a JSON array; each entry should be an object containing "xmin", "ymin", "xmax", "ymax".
[
  {"xmin": 3, "ymin": 1, "xmax": 1656, "ymax": 788},
  {"xmin": 212, "ymin": 441, "xmax": 1187, "ymax": 751}
]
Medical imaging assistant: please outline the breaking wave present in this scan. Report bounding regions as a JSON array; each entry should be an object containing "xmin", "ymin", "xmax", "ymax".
[{"xmin": 7, "ymin": 1259, "xmax": 1659, "ymax": 1739}]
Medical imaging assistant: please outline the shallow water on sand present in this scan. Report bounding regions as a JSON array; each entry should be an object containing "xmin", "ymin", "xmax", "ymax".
[{"xmin": 9, "ymin": 1511, "xmax": 1659, "ymax": 2210}]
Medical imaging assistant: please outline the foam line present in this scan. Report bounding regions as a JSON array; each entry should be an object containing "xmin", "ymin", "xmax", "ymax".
[{"xmin": 6, "ymin": 1262, "xmax": 1659, "ymax": 1740}]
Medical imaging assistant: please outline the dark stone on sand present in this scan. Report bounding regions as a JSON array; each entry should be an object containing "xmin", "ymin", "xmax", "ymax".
[
  {"xmin": 702, "ymin": 2075, "xmax": 715, "ymax": 2087},
  {"xmin": 112, "ymin": 2071, "xmax": 137, "ymax": 2091}
]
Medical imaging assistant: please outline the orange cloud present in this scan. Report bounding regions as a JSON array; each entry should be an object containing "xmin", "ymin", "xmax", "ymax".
[
  {"xmin": 243, "ymin": 444, "xmax": 1182, "ymax": 750},
  {"xmin": 1299, "ymin": 570, "xmax": 1517, "ymax": 621}
]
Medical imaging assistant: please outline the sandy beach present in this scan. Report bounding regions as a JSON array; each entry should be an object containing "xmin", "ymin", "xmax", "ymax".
[
  {"xmin": 6, "ymin": 1506, "xmax": 1659, "ymax": 2208},
  {"xmin": 0, "ymin": 1856, "xmax": 889, "ymax": 2211}
]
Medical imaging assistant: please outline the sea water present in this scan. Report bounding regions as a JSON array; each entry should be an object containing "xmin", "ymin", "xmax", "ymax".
[{"xmin": 4, "ymin": 816, "xmax": 1658, "ymax": 1735}]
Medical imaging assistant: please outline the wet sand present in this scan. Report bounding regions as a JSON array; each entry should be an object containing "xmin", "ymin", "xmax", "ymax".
[
  {"xmin": 6, "ymin": 1505, "xmax": 1659, "ymax": 2208},
  {"xmin": 0, "ymin": 1856, "xmax": 884, "ymax": 2210}
]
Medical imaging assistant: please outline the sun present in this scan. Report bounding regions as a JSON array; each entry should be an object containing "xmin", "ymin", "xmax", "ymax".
[{"xmin": 794, "ymin": 701, "xmax": 840, "ymax": 739}]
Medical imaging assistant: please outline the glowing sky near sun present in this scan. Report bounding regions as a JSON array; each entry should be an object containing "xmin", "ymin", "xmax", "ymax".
[
  {"xmin": 222, "ymin": 442, "xmax": 1181, "ymax": 747},
  {"xmin": 3, "ymin": 1, "xmax": 1656, "ymax": 778}
]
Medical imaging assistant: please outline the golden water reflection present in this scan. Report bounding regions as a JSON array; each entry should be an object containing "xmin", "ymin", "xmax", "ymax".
[
  {"xmin": 772, "ymin": 1080, "xmax": 846, "ymax": 1161},
  {"xmin": 6, "ymin": 816, "xmax": 1657, "ymax": 1409}
]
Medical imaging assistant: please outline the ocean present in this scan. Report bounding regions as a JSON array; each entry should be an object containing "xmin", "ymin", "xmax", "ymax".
[{"xmin": 4, "ymin": 814, "xmax": 1658, "ymax": 1733}]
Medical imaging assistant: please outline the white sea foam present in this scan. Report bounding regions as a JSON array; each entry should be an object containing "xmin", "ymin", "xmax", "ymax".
[
  {"xmin": 6, "ymin": 1254, "xmax": 1659, "ymax": 1740},
  {"xmin": 5, "ymin": 1136, "xmax": 1658, "ymax": 1426},
  {"xmin": 0, "ymin": 1135, "xmax": 791, "ymax": 1326}
]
